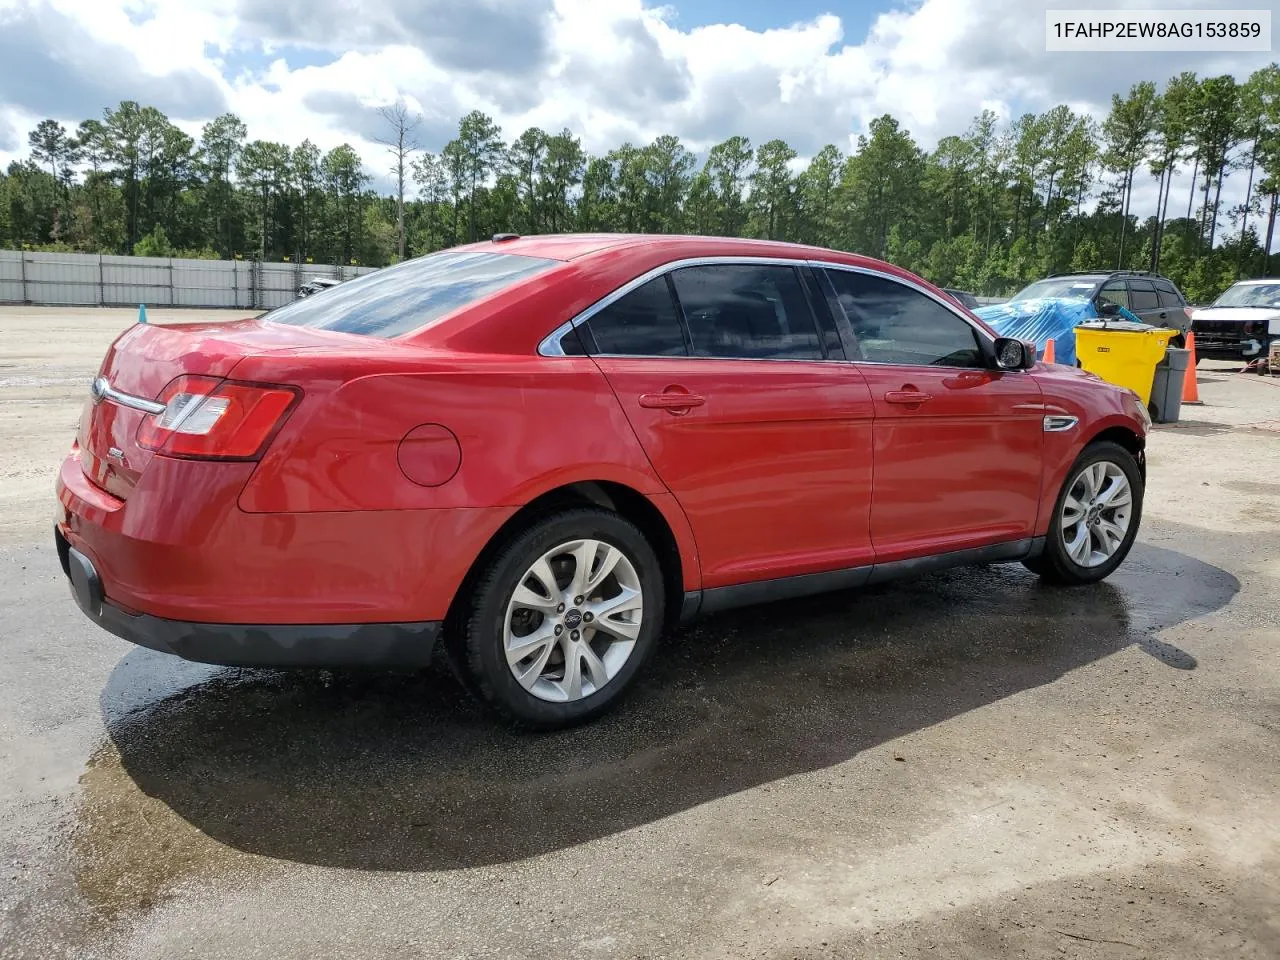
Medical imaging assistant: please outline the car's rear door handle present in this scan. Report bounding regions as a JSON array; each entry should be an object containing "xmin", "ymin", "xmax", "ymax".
[
  {"xmin": 639, "ymin": 391, "xmax": 705, "ymax": 411},
  {"xmin": 884, "ymin": 390, "xmax": 933, "ymax": 405}
]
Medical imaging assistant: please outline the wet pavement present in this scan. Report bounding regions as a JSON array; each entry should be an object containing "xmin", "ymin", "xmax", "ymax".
[{"xmin": 2, "ymin": 310, "xmax": 1279, "ymax": 959}]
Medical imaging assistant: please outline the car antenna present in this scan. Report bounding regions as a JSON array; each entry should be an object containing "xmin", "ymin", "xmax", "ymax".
[{"xmin": 492, "ymin": 233, "xmax": 520, "ymax": 242}]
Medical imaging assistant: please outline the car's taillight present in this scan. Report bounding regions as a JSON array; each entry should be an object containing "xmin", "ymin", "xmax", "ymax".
[
  {"xmin": 1184, "ymin": 307, "xmax": 1194, "ymax": 320},
  {"xmin": 136, "ymin": 375, "xmax": 300, "ymax": 460}
]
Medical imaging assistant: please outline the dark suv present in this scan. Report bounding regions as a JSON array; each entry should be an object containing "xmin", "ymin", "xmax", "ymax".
[{"xmin": 1009, "ymin": 270, "xmax": 1194, "ymax": 345}]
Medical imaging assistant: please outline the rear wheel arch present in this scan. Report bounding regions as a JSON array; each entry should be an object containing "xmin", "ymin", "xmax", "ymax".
[{"xmin": 445, "ymin": 480, "xmax": 688, "ymax": 639}]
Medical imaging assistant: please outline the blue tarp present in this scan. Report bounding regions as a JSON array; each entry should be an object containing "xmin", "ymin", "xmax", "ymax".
[
  {"xmin": 973, "ymin": 298, "xmax": 1093, "ymax": 365},
  {"xmin": 972, "ymin": 298, "xmax": 1144, "ymax": 366}
]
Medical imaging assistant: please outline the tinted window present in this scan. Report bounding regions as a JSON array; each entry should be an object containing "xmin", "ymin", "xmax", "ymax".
[
  {"xmin": 265, "ymin": 251, "xmax": 559, "ymax": 339},
  {"xmin": 670, "ymin": 264, "xmax": 822, "ymax": 360},
  {"xmin": 1129, "ymin": 280, "xmax": 1159, "ymax": 312},
  {"xmin": 582, "ymin": 277, "xmax": 688, "ymax": 356},
  {"xmin": 801, "ymin": 267, "xmax": 845, "ymax": 359},
  {"xmin": 1011, "ymin": 277, "xmax": 1102, "ymax": 301},
  {"xmin": 825, "ymin": 269, "xmax": 982, "ymax": 367},
  {"xmin": 1098, "ymin": 282, "xmax": 1129, "ymax": 309},
  {"xmin": 1155, "ymin": 280, "xmax": 1184, "ymax": 308}
]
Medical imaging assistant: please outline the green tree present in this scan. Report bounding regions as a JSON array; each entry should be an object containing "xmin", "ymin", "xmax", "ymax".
[
  {"xmin": 237, "ymin": 140, "xmax": 291, "ymax": 260},
  {"xmin": 1190, "ymin": 75, "xmax": 1244, "ymax": 246},
  {"xmin": 645, "ymin": 134, "xmax": 695, "ymax": 232},
  {"xmin": 291, "ymin": 140, "xmax": 322, "ymax": 260},
  {"xmin": 704, "ymin": 135, "xmax": 752, "ymax": 236},
  {"xmin": 322, "ymin": 144, "xmax": 369, "ymax": 263},
  {"xmin": 1149, "ymin": 73, "xmax": 1197, "ymax": 270},
  {"xmin": 198, "ymin": 114, "xmax": 247, "ymax": 258},
  {"xmin": 747, "ymin": 139, "xmax": 797, "ymax": 240},
  {"xmin": 456, "ymin": 111, "xmax": 504, "ymax": 241},
  {"xmin": 1236, "ymin": 66, "xmax": 1280, "ymax": 272},
  {"xmin": 796, "ymin": 144, "xmax": 843, "ymax": 247},
  {"xmin": 1102, "ymin": 81, "xmax": 1159, "ymax": 265},
  {"xmin": 507, "ymin": 127, "xmax": 547, "ymax": 234},
  {"xmin": 541, "ymin": 129, "xmax": 585, "ymax": 232},
  {"xmin": 840, "ymin": 115, "xmax": 923, "ymax": 258}
]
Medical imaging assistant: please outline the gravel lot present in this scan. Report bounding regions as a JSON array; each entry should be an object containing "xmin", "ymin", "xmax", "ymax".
[{"xmin": 2, "ymin": 306, "xmax": 1278, "ymax": 959}]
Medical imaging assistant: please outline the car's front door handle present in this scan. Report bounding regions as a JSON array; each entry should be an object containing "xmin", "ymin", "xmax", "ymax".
[
  {"xmin": 639, "ymin": 391, "xmax": 705, "ymax": 411},
  {"xmin": 884, "ymin": 390, "xmax": 933, "ymax": 405}
]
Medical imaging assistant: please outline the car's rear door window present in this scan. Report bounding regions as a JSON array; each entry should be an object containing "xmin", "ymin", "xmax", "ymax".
[
  {"xmin": 668, "ymin": 264, "xmax": 823, "ymax": 360},
  {"xmin": 1129, "ymin": 280, "xmax": 1159, "ymax": 312},
  {"xmin": 824, "ymin": 268, "xmax": 982, "ymax": 367},
  {"xmin": 264, "ymin": 250, "xmax": 560, "ymax": 339},
  {"xmin": 577, "ymin": 276, "xmax": 689, "ymax": 356}
]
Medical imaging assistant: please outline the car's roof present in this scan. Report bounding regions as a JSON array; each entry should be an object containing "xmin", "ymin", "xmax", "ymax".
[
  {"xmin": 1231, "ymin": 277, "xmax": 1280, "ymax": 285},
  {"xmin": 432, "ymin": 233, "xmax": 982, "ymax": 353},
  {"xmin": 452, "ymin": 232, "xmax": 898, "ymax": 270}
]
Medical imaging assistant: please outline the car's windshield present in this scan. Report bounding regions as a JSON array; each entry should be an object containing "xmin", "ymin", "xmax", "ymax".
[
  {"xmin": 1212, "ymin": 282, "xmax": 1280, "ymax": 308},
  {"xmin": 263, "ymin": 250, "xmax": 561, "ymax": 338},
  {"xmin": 1009, "ymin": 278, "xmax": 1101, "ymax": 302}
]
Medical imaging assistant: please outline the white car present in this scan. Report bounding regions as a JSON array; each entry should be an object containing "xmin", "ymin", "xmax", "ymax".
[
  {"xmin": 297, "ymin": 276, "xmax": 342, "ymax": 299},
  {"xmin": 1190, "ymin": 279, "xmax": 1280, "ymax": 363}
]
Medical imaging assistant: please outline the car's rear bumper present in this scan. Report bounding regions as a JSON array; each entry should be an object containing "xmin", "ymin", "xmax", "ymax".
[
  {"xmin": 56, "ymin": 525, "xmax": 441, "ymax": 667},
  {"xmin": 55, "ymin": 449, "xmax": 514, "ymax": 625}
]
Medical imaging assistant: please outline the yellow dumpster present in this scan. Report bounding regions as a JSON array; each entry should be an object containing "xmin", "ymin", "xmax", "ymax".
[{"xmin": 1074, "ymin": 320, "xmax": 1177, "ymax": 406}]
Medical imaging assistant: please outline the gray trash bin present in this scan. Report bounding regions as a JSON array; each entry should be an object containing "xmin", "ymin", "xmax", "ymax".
[{"xmin": 1150, "ymin": 347, "xmax": 1191, "ymax": 423}]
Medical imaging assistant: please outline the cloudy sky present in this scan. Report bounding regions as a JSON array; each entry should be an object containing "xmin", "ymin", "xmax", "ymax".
[{"xmin": 0, "ymin": 0, "xmax": 1274, "ymax": 216}]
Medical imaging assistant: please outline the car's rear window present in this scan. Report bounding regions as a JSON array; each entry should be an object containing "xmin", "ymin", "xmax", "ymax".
[{"xmin": 263, "ymin": 250, "xmax": 561, "ymax": 338}]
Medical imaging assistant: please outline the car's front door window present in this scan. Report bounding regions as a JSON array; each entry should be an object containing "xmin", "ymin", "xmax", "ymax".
[
  {"xmin": 1155, "ymin": 281, "xmax": 1184, "ymax": 309},
  {"xmin": 1098, "ymin": 282, "xmax": 1129, "ymax": 310},
  {"xmin": 824, "ymin": 269, "xmax": 983, "ymax": 368},
  {"xmin": 1129, "ymin": 280, "xmax": 1159, "ymax": 313}
]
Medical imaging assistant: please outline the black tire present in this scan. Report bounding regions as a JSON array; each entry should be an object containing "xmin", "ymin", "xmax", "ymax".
[
  {"xmin": 458, "ymin": 507, "xmax": 665, "ymax": 729},
  {"xmin": 1024, "ymin": 440, "xmax": 1144, "ymax": 586}
]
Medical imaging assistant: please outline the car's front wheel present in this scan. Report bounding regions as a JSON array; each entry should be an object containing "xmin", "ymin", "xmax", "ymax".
[
  {"xmin": 458, "ymin": 508, "xmax": 665, "ymax": 728},
  {"xmin": 1024, "ymin": 440, "xmax": 1144, "ymax": 585}
]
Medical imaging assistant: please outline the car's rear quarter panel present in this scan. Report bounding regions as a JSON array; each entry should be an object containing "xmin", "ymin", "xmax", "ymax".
[{"xmin": 232, "ymin": 355, "xmax": 666, "ymax": 513}]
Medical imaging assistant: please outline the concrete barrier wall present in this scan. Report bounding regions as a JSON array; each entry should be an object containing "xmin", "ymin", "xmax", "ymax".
[{"xmin": 0, "ymin": 251, "xmax": 378, "ymax": 310}]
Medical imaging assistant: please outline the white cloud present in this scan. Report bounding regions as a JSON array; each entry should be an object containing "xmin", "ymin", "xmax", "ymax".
[{"xmin": 0, "ymin": 0, "xmax": 1273, "ymax": 224}]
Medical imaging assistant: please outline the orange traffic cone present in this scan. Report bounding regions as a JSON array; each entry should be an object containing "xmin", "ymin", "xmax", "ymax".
[
  {"xmin": 1042, "ymin": 338, "xmax": 1056, "ymax": 364},
  {"xmin": 1182, "ymin": 331, "xmax": 1201, "ymax": 404}
]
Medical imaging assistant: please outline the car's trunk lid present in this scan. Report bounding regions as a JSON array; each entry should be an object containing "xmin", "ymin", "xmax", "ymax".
[{"xmin": 76, "ymin": 318, "xmax": 346, "ymax": 500}]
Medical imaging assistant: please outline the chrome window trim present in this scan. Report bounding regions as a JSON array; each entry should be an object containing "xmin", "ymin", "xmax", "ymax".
[
  {"xmin": 537, "ymin": 255, "xmax": 1001, "ymax": 366},
  {"xmin": 538, "ymin": 255, "xmax": 824, "ymax": 359}
]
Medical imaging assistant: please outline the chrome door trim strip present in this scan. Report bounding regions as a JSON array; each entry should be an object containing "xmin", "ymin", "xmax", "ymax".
[{"xmin": 536, "ymin": 254, "xmax": 999, "ymax": 358}]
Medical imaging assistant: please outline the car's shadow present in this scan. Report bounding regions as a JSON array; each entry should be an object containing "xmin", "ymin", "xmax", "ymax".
[{"xmin": 99, "ymin": 541, "xmax": 1234, "ymax": 872}]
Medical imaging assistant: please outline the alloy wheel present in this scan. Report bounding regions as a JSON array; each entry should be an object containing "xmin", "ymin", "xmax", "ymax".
[
  {"xmin": 503, "ymin": 538, "xmax": 644, "ymax": 703},
  {"xmin": 1059, "ymin": 460, "xmax": 1133, "ymax": 568}
]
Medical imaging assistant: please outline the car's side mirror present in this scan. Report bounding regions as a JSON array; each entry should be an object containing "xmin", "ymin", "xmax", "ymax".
[
  {"xmin": 1098, "ymin": 300, "xmax": 1120, "ymax": 317},
  {"xmin": 993, "ymin": 337, "xmax": 1036, "ymax": 370}
]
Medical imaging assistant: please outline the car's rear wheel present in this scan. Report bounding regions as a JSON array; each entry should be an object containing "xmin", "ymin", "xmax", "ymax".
[
  {"xmin": 1024, "ymin": 440, "xmax": 1143, "ymax": 585},
  {"xmin": 458, "ymin": 508, "xmax": 664, "ymax": 728}
]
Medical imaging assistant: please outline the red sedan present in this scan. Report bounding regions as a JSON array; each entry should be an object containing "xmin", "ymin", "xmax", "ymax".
[{"xmin": 55, "ymin": 234, "xmax": 1150, "ymax": 727}]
